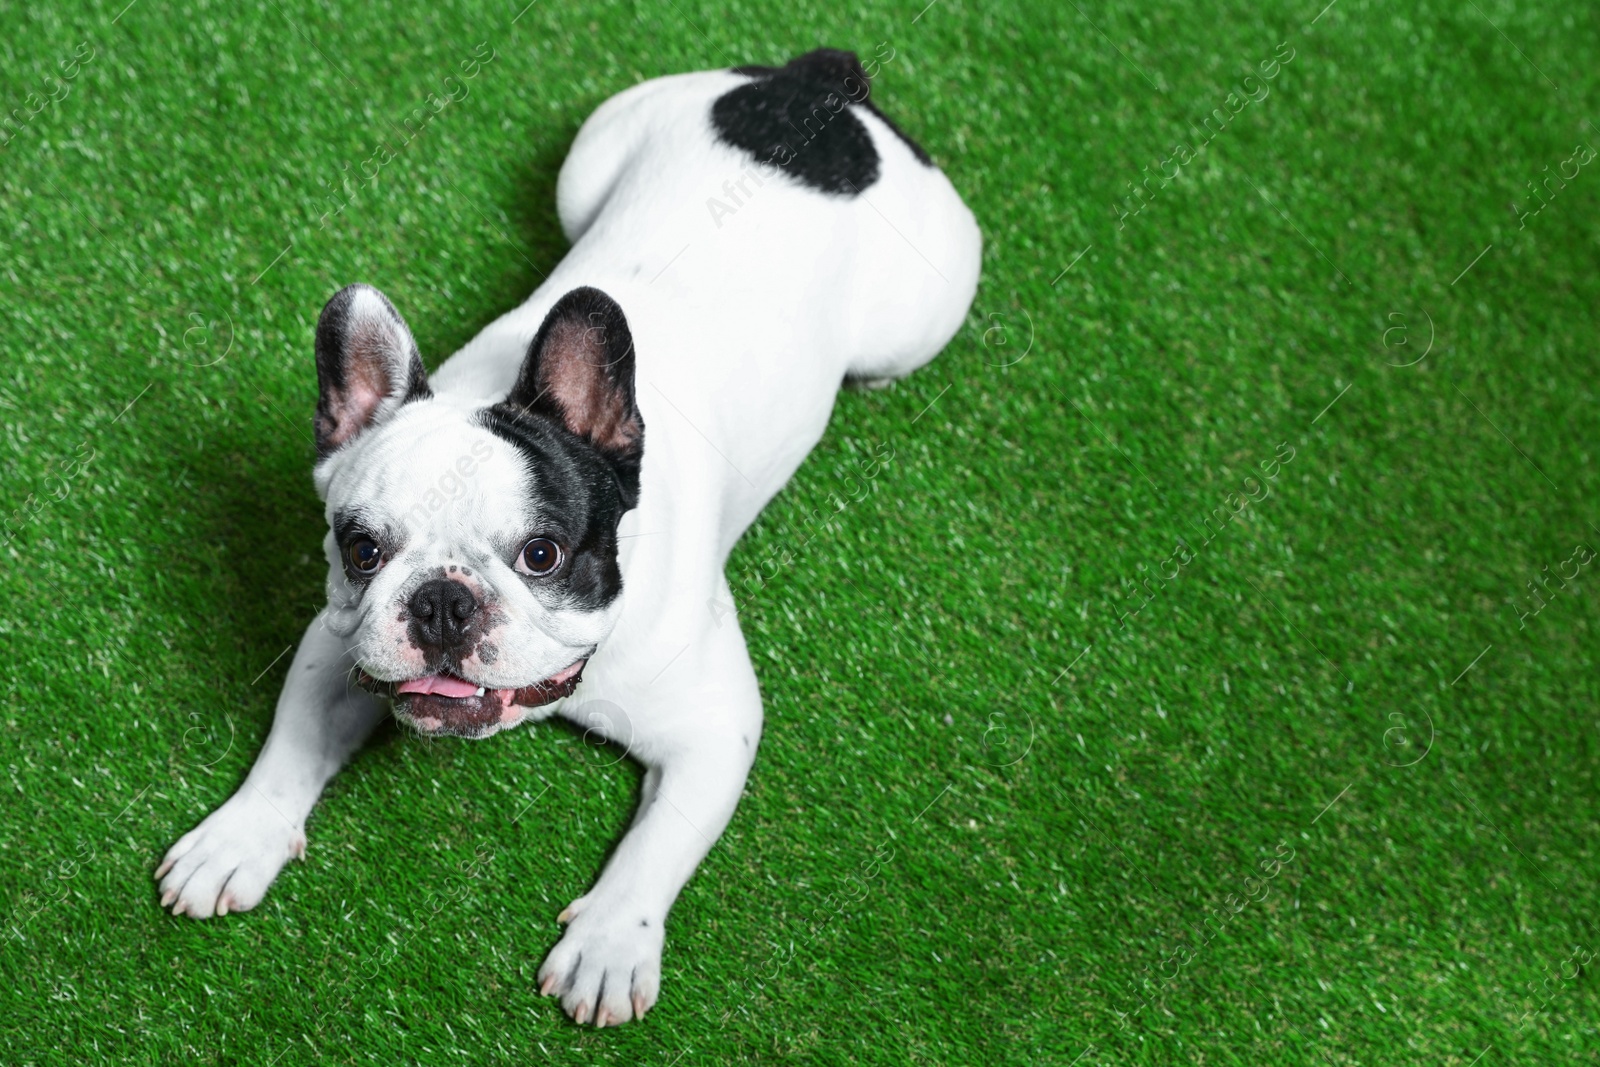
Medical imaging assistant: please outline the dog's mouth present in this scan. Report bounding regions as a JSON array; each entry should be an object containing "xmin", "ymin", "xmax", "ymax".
[{"xmin": 359, "ymin": 659, "xmax": 588, "ymax": 738}]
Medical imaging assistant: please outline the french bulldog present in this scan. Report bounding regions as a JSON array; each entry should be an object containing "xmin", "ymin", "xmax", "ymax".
[{"xmin": 156, "ymin": 48, "xmax": 979, "ymax": 1026}]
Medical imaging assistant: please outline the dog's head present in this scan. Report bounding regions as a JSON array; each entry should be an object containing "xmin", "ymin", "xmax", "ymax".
[{"xmin": 309, "ymin": 283, "xmax": 643, "ymax": 739}]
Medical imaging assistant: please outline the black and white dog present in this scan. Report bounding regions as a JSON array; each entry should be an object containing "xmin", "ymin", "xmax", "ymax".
[{"xmin": 157, "ymin": 49, "xmax": 979, "ymax": 1026}]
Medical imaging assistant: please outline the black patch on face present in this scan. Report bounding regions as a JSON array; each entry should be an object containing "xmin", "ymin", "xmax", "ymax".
[
  {"xmin": 478, "ymin": 406, "xmax": 629, "ymax": 613},
  {"xmin": 713, "ymin": 48, "xmax": 932, "ymax": 196},
  {"xmin": 501, "ymin": 287, "xmax": 644, "ymax": 509}
]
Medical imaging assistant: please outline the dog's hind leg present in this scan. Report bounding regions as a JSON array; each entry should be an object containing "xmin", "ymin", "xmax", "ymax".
[
  {"xmin": 840, "ymin": 107, "xmax": 983, "ymax": 387},
  {"xmin": 555, "ymin": 76, "xmax": 677, "ymax": 244}
]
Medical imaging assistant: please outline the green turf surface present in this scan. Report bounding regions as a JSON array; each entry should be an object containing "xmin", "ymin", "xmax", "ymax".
[{"xmin": 4, "ymin": 0, "xmax": 1599, "ymax": 1062}]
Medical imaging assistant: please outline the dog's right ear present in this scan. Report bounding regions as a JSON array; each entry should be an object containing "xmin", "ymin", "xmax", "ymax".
[{"xmin": 313, "ymin": 284, "xmax": 431, "ymax": 456}]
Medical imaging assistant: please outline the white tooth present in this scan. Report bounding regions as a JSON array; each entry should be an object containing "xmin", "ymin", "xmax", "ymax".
[{"xmin": 475, "ymin": 687, "xmax": 486, "ymax": 697}]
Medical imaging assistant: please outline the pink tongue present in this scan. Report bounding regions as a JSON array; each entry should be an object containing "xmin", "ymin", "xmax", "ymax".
[
  {"xmin": 397, "ymin": 674, "xmax": 480, "ymax": 698},
  {"xmin": 549, "ymin": 660, "xmax": 585, "ymax": 684}
]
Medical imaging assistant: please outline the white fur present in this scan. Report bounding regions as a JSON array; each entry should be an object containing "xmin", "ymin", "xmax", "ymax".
[
  {"xmin": 313, "ymin": 400, "xmax": 619, "ymax": 723},
  {"xmin": 157, "ymin": 65, "xmax": 980, "ymax": 1026}
]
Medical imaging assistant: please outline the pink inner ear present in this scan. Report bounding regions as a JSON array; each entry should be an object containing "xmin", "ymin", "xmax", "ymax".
[
  {"xmin": 541, "ymin": 320, "xmax": 642, "ymax": 454},
  {"xmin": 324, "ymin": 323, "xmax": 405, "ymax": 448}
]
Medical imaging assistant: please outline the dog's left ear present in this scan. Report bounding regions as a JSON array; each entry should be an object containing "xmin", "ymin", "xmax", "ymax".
[
  {"xmin": 313, "ymin": 284, "xmax": 431, "ymax": 456},
  {"xmin": 501, "ymin": 286, "xmax": 644, "ymax": 503}
]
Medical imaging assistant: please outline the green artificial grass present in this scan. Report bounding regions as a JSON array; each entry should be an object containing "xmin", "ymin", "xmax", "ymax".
[{"xmin": 3, "ymin": 0, "xmax": 1599, "ymax": 1062}]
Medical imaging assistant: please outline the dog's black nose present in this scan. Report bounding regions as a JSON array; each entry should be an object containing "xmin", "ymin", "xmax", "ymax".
[{"xmin": 409, "ymin": 579, "xmax": 478, "ymax": 650}]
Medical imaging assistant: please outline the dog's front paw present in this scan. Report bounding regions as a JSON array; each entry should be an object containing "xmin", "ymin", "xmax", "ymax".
[
  {"xmin": 154, "ymin": 789, "xmax": 306, "ymax": 919},
  {"xmin": 538, "ymin": 902, "xmax": 665, "ymax": 1026}
]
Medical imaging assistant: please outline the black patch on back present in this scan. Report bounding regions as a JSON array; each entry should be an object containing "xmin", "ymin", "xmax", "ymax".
[
  {"xmin": 478, "ymin": 405, "xmax": 628, "ymax": 613},
  {"xmin": 712, "ymin": 48, "xmax": 933, "ymax": 196}
]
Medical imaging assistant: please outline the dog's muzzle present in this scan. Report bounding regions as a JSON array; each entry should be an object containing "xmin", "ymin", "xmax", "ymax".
[{"xmin": 358, "ymin": 658, "xmax": 588, "ymax": 738}]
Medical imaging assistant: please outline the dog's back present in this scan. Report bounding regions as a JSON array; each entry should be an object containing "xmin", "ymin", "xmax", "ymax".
[
  {"xmin": 434, "ymin": 49, "xmax": 980, "ymax": 549},
  {"xmin": 556, "ymin": 49, "xmax": 980, "ymax": 384},
  {"xmin": 438, "ymin": 49, "xmax": 972, "ymax": 428}
]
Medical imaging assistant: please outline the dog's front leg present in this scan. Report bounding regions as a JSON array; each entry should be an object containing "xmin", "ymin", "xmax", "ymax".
[
  {"xmin": 155, "ymin": 611, "xmax": 383, "ymax": 917},
  {"xmin": 539, "ymin": 628, "xmax": 762, "ymax": 1026}
]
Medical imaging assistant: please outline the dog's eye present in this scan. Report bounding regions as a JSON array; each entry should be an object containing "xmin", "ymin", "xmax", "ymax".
[
  {"xmin": 516, "ymin": 537, "xmax": 563, "ymax": 577},
  {"xmin": 346, "ymin": 537, "xmax": 383, "ymax": 576}
]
